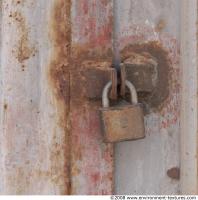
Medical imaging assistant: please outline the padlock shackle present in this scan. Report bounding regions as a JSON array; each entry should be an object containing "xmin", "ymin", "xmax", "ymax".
[
  {"xmin": 102, "ymin": 81, "xmax": 112, "ymax": 108},
  {"xmin": 125, "ymin": 80, "xmax": 138, "ymax": 105},
  {"xmin": 102, "ymin": 80, "xmax": 138, "ymax": 107}
]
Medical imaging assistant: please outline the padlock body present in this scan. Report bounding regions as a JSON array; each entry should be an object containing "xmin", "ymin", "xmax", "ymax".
[{"xmin": 100, "ymin": 104, "xmax": 145, "ymax": 143}]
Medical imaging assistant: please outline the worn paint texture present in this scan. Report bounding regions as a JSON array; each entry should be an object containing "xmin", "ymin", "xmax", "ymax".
[
  {"xmin": 48, "ymin": 0, "xmax": 71, "ymax": 194},
  {"xmin": 0, "ymin": 0, "xmax": 183, "ymax": 195},
  {"xmin": 0, "ymin": 0, "xmax": 71, "ymax": 194},
  {"xmin": 121, "ymin": 42, "xmax": 171, "ymax": 110},
  {"xmin": 70, "ymin": 0, "xmax": 114, "ymax": 194},
  {"xmin": 123, "ymin": 52, "xmax": 158, "ymax": 93},
  {"xmin": 115, "ymin": 0, "xmax": 180, "ymax": 194},
  {"xmin": 0, "ymin": 0, "xmax": 114, "ymax": 195}
]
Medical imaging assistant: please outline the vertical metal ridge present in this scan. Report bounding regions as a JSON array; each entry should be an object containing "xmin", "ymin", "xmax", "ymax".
[{"xmin": 180, "ymin": 0, "xmax": 198, "ymax": 194}]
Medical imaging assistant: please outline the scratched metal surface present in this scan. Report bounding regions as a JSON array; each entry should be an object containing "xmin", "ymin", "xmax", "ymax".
[{"xmin": 115, "ymin": 0, "xmax": 181, "ymax": 194}]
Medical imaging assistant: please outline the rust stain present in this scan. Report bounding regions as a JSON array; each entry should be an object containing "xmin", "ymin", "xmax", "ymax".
[
  {"xmin": 12, "ymin": 0, "xmax": 24, "ymax": 4},
  {"xmin": 124, "ymin": 52, "xmax": 158, "ymax": 67},
  {"xmin": 123, "ymin": 52, "xmax": 158, "ymax": 94},
  {"xmin": 71, "ymin": 0, "xmax": 113, "ymax": 63},
  {"xmin": 69, "ymin": 0, "xmax": 114, "ymax": 194},
  {"xmin": 71, "ymin": 61, "xmax": 113, "ymax": 101},
  {"xmin": 70, "ymin": 6, "xmax": 113, "ymax": 103},
  {"xmin": 155, "ymin": 19, "xmax": 167, "ymax": 32},
  {"xmin": 46, "ymin": 0, "xmax": 114, "ymax": 194},
  {"xmin": 74, "ymin": 0, "xmax": 113, "ymax": 48},
  {"xmin": 71, "ymin": 163, "xmax": 81, "ymax": 177},
  {"xmin": 167, "ymin": 167, "xmax": 180, "ymax": 180},
  {"xmin": 91, "ymin": 173, "xmax": 100, "ymax": 183},
  {"xmin": 9, "ymin": 11, "xmax": 36, "ymax": 64},
  {"xmin": 121, "ymin": 41, "xmax": 170, "ymax": 110},
  {"xmin": 30, "ymin": 170, "xmax": 51, "ymax": 178},
  {"xmin": 48, "ymin": 0, "xmax": 71, "ymax": 195},
  {"xmin": 70, "ymin": 107, "xmax": 114, "ymax": 194},
  {"xmin": 82, "ymin": 60, "xmax": 111, "ymax": 69},
  {"xmin": 68, "ymin": 0, "xmax": 113, "ymax": 105},
  {"xmin": 100, "ymin": 105, "xmax": 145, "ymax": 143},
  {"xmin": 4, "ymin": 103, "xmax": 8, "ymax": 110},
  {"xmin": 21, "ymin": 64, "xmax": 25, "ymax": 71},
  {"xmin": 16, "ymin": 1, "xmax": 21, "ymax": 4},
  {"xmin": 71, "ymin": 44, "xmax": 112, "ymax": 68}
]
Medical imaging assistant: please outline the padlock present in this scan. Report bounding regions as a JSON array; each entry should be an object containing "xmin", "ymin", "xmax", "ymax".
[{"xmin": 100, "ymin": 80, "xmax": 145, "ymax": 143}]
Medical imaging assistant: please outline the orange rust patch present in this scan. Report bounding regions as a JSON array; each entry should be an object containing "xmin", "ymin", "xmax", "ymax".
[
  {"xmin": 70, "ymin": 61, "xmax": 113, "ymax": 102},
  {"xmin": 71, "ymin": 44, "xmax": 112, "ymax": 68},
  {"xmin": 121, "ymin": 41, "xmax": 170, "ymax": 110},
  {"xmin": 82, "ymin": 60, "xmax": 111, "ymax": 69},
  {"xmin": 69, "ymin": 0, "xmax": 114, "ymax": 194},
  {"xmin": 9, "ymin": 11, "xmax": 36, "ymax": 63},
  {"xmin": 48, "ymin": 0, "xmax": 71, "ymax": 195},
  {"xmin": 100, "ymin": 105, "xmax": 145, "ymax": 143},
  {"xmin": 48, "ymin": 0, "xmax": 114, "ymax": 194}
]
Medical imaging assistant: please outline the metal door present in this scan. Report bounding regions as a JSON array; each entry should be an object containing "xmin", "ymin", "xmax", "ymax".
[{"xmin": 0, "ymin": 0, "xmax": 197, "ymax": 195}]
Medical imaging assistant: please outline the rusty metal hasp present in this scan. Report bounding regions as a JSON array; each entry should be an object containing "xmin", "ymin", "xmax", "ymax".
[{"xmin": 100, "ymin": 80, "xmax": 145, "ymax": 143}]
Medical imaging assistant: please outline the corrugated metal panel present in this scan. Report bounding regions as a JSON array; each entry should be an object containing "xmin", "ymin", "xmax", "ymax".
[
  {"xmin": 70, "ymin": 0, "xmax": 114, "ymax": 194},
  {"xmin": 115, "ymin": 0, "xmax": 181, "ymax": 194},
  {"xmin": 0, "ymin": 0, "xmax": 114, "ymax": 195},
  {"xmin": 0, "ymin": 0, "xmax": 71, "ymax": 194},
  {"xmin": 180, "ymin": 0, "xmax": 198, "ymax": 194},
  {"xmin": 0, "ymin": 0, "xmax": 197, "ymax": 195}
]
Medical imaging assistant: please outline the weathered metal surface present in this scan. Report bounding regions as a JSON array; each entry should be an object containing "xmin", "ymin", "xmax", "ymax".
[
  {"xmin": 123, "ymin": 52, "xmax": 158, "ymax": 93},
  {"xmin": 121, "ymin": 42, "xmax": 171, "ymax": 109},
  {"xmin": 180, "ymin": 0, "xmax": 198, "ymax": 194},
  {"xmin": 100, "ymin": 105, "xmax": 145, "ymax": 143},
  {"xmin": 48, "ymin": 0, "xmax": 71, "ymax": 194},
  {"xmin": 0, "ymin": 0, "xmax": 71, "ymax": 194},
  {"xmin": 82, "ymin": 53, "xmax": 159, "ymax": 100},
  {"xmin": 70, "ymin": 0, "xmax": 114, "ymax": 195},
  {"xmin": 0, "ymin": 0, "xmax": 196, "ymax": 195},
  {"xmin": 100, "ymin": 79, "xmax": 145, "ymax": 143},
  {"xmin": 114, "ymin": 0, "xmax": 181, "ymax": 194},
  {"xmin": 167, "ymin": 167, "xmax": 180, "ymax": 180},
  {"xmin": 0, "ymin": 0, "xmax": 114, "ymax": 195},
  {"xmin": 80, "ymin": 61, "xmax": 115, "ymax": 99}
]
